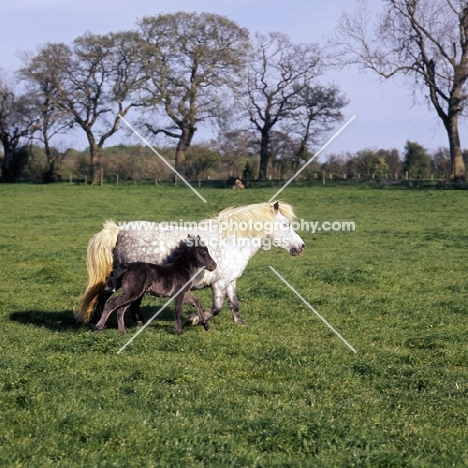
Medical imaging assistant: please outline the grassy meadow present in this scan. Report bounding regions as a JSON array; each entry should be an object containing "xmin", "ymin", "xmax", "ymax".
[{"xmin": 0, "ymin": 182, "xmax": 467, "ymax": 467}]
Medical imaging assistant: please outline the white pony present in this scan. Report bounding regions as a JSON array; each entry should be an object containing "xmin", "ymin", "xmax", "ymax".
[{"xmin": 75, "ymin": 201, "xmax": 305, "ymax": 326}]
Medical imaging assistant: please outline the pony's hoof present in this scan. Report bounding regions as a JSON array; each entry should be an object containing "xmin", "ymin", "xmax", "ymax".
[
  {"xmin": 186, "ymin": 314, "xmax": 200, "ymax": 326},
  {"xmin": 234, "ymin": 318, "xmax": 245, "ymax": 326}
]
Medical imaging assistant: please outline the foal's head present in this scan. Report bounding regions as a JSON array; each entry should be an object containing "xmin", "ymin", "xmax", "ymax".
[{"xmin": 184, "ymin": 235, "xmax": 217, "ymax": 271}]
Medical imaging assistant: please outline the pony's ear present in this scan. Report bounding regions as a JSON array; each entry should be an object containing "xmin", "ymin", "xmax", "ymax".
[{"xmin": 273, "ymin": 201, "xmax": 279, "ymax": 213}]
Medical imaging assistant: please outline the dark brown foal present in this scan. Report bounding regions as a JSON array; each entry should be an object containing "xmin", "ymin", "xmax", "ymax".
[{"xmin": 95, "ymin": 236, "xmax": 217, "ymax": 334}]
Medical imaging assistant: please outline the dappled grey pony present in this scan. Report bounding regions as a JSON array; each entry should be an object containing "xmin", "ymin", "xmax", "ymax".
[
  {"xmin": 95, "ymin": 236, "xmax": 217, "ymax": 335},
  {"xmin": 76, "ymin": 201, "xmax": 305, "ymax": 327}
]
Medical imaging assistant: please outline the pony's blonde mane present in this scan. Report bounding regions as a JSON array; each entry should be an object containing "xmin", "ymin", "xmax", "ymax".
[{"xmin": 213, "ymin": 201, "xmax": 295, "ymax": 238}]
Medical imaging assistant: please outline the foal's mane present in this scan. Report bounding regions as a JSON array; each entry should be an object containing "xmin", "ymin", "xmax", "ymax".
[
  {"xmin": 162, "ymin": 236, "xmax": 204, "ymax": 264},
  {"xmin": 162, "ymin": 238, "xmax": 191, "ymax": 264},
  {"xmin": 212, "ymin": 201, "xmax": 296, "ymax": 238}
]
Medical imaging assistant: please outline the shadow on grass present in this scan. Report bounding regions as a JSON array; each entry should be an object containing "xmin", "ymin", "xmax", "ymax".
[
  {"xmin": 10, "ymin": 309, "xmax": 80, "ymax": 332},
  {"xmin": 9, "ymin": 306, "xmax": 178, "ymax": 333}
]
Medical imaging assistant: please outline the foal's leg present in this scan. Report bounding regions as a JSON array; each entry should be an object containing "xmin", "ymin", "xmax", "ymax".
[
  {"xmin": 226, "ymin": 281, "xmax": 244, "ymax": 325},
  {"xmin": 94, "ymin": 289, "xmax": 140, "ymax": 332},
  {"xmin": 116, "ymin": 305, "xmax": 131, "ymax": 335},
  {"xmin": 129, "ymin": 295, "xmax": 145, "ymax": 326},
  {"xmin": 174, "ymin": 292, "xmax": 187, "ymax": 335},
  {"xmin": 184, "ymin": 293, "xmax": 210, "ymax": 331},
  {"xmin": 95, "ymin": 296, "xmax": 124, "ymax": 331}
]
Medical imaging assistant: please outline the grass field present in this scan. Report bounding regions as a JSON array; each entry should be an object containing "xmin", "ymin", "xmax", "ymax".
[{"xmin": 0, "ymin": 182, "xmax": 467, "ymax": 467}]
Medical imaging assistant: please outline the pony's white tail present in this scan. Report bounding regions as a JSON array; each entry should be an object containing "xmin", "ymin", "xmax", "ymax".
[{"xmin": 75, "ymin": 220, "xmax": 120, "ymax": 323}]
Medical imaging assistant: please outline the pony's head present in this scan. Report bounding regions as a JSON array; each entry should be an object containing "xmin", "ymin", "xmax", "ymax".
[
  {"xmin": 216, "ymin": 201, "xmax": 305, "ymax": 256},
  {"xmin": 178, "ymin": 235, "xmax": 218, "ymax": 271},
  {"xmin": 268, "ymin": 201, "xmax": 305, "ymax": 256}
]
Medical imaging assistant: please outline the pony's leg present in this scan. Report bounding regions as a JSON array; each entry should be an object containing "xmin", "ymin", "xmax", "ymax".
[
  {"xmin": 186, "ymin": 283, "xmax": 225, "ymax": 326},
  {"xmin": 185, "ymin": 293, "xmax": 210, "ymax": 331},
  {"xmin": 226, "ymin": 281, "xmax": 244, "ymax": 325},
  {"xmin": 129, "ymin": 295, "xmax": 145, "ymax": 326},
  {"xmin": 88, "ymin": 289, "xmax": 114, "ymax": 325}
]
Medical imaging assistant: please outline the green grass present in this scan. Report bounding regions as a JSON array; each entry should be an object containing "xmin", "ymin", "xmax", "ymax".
[{"xmin": 0, "ymin": 182, "xmax": 467, "ymax": 467}]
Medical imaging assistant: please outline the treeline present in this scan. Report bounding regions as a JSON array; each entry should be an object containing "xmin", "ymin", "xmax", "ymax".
[
  {"xmin": 0, "ymin": 12, "xmax": 347, "ymax": 184},
  {"xmin": 321, "ymin": 142, "xmax": 462, "ymax": 181},
  {"xmin": 16, "ymin": 140, "xmax": 462, "ymax": 184}
]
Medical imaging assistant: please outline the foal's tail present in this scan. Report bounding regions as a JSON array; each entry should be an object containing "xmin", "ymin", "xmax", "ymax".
[{"xmin": 75, "ymin": 220, "xmax": 120, "ymax": 323}]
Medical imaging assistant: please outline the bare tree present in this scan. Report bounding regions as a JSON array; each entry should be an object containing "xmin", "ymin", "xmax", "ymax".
[
  {"xmin": 334, "ymin": 0, "xmax": 468, "ymax": 182},
  {"xmin": 24, "ymin": 31, "xmax": 145, "ymax": 183},
  {"xmin": 288, "ymin": 84, "xmax": 348, "ymax": 173},
  {"xmin": 0, "ymin": 75, "xmax": 39, "ymax": 182},
  {"xmin": 244, "ymin": 32, "xmax": 323, "ymax": 180},
  {"xmin": 137, "ymin": 12, "xmax": 250, "ymax": 173},
  {"xmin": 19, "ymin": 68, "xmax": 73, "ymax": 182}
]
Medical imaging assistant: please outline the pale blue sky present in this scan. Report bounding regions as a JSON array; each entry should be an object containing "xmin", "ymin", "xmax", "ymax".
[{"xmin": 1, "ymin": 0, "xmax": 461, "ymax": 156}]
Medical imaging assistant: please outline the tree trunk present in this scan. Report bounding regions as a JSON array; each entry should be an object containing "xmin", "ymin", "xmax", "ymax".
[
  {"xmin": 174, "ymin": 126, "xmax": 194, "ymax": 173},
  {"xmin": 0, "ymin": 136, "xmax": 24, "ymax": 183},
  {"xmin": 42, "ymin": 135, "xmax": 59, "ymax": 183},
  {"xmin": 1, "ymin": 150, "xmax": 15, "ymax": 182},
  {"xmin": 294, "ymin": 138, "xmax": 308, "ymax": 174},
  {"xmin": 258, "ymin": 131, "xmax": 270, "ymax": 181},
  {"xmin": 42, "ymin": 161, "xmax": 59, "ymax": 184},
  {"xmin": 446, "ymin": 114, "xmax": 465, "ymax": 182},
  {"xmin": 89, "ymin": 139, "xmax": 102, "ymax": 185},
  {"xmin": 0, "ymin": 136, "xmax": 14, "ymax": 182}
]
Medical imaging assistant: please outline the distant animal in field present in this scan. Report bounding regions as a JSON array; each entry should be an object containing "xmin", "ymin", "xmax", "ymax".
[
  {"xmin": 76, "ymin": 202, "xmax": 305, "ymax": 328},
  {"xmin": 232, "ymin": 178, "xmax": 245, "ymax": 189},
  {"xmin": 94, "ymin": 236, "xmax": 217, "ymax": 335}
]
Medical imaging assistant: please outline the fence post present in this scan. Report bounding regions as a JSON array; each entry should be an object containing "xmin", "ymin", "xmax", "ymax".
[{"xmin": 100, "ymin": 168, "xmax": 104, "ymax": 186}]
